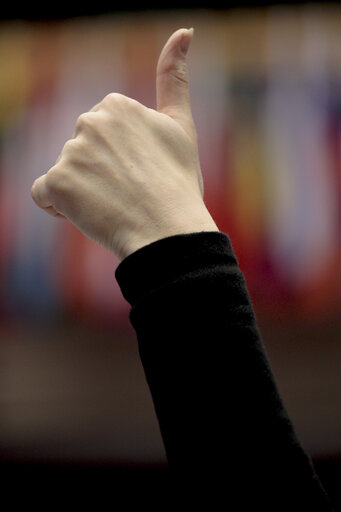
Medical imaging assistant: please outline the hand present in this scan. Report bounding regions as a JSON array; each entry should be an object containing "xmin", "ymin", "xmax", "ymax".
[{"xmin": 31, "ymin": 27, "xmax": 219, "ymax": 261}]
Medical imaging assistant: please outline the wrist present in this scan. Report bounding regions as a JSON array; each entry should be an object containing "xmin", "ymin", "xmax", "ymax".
[{"xmin": 119, "ymin": 206, "xmax": 219, "ymax": 260}]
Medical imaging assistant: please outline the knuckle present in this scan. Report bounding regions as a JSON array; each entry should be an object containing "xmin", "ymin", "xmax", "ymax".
[
  {"xmin": 45, "ymin": 167, "xmax": 69, "ymax": 196},
  {"xmin": 103, "ymin": 92, "xmax": 124, "ymax": 107},
  {"xmin": 61, "ymin": 138, "xmax": 74, "ymax": 154},
  {"xmin": 62, "ymin": 137, "xmax": 83, "ymax": 157},
  {"xmin": 45, "ymin": 170, "xmax": 58, "ymax": 193},
  {"xmin": 30, "ymin": 177, "xmax": 41, "ymax": 201},
  {"xmin": 76, "ymin": 112, "xmax": 94, "ymax": 131},
  {"xmin": 102, "ymin": 92, "xmax": 139, "ymax": 111},
  {"xmin": 54, "ymin": 136, "xmax": 87, "ymax": 182}
]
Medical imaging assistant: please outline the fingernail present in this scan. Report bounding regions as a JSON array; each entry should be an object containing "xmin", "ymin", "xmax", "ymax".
[{"xmin": 180, "ymin": 27, "xmax": 194, "ymax": 56}]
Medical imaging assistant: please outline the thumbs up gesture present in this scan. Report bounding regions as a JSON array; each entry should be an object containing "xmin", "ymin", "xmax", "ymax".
[{"xmin": 31, "ymin": 28, "xmax": 218, "ymax": 260}]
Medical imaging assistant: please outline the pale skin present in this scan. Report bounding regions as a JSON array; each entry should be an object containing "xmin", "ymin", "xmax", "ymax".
[{"xmin": 31, "ymin": 28, "xmax": 219, "ymax": 261}]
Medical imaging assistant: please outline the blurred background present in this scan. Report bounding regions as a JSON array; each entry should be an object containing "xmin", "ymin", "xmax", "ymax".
[{"xmin": 1, "ymin": 1, "xmax": 340, "ymax": 507}]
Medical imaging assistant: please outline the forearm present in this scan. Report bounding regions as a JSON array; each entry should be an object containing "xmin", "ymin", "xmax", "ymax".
[{"xmin": 116, "ymin": 231, "xmax": 333, "ymax": 509}]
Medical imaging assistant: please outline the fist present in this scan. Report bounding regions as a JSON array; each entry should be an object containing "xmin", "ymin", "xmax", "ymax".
[{"xmin": 31, "ymin": 28, "xmax": 218, "ymax": 261}]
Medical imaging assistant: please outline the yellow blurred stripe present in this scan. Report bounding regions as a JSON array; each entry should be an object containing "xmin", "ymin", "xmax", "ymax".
[{"xmin": 0, "ymin": 23, "xmax": 33, "ymax": 127}]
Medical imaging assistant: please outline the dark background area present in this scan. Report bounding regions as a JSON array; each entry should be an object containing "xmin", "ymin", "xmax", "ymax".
[
  {"xmin": 2, "ymin": 1, "xmax": 340, "ymax": 20},
  {"xmin": 1, "ymin": 318, "xmax": 340, "ymax": 507}
]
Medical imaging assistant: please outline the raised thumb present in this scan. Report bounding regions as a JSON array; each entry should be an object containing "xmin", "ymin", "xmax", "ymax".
[{"xmin": 156, "ymin": 28, "xmax": 194, "ymax": 130}]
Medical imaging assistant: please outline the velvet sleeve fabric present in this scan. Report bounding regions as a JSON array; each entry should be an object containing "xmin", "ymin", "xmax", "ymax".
[{"xmin": 115, "ymin": 231, "xmax": 333, "ymax": 509}]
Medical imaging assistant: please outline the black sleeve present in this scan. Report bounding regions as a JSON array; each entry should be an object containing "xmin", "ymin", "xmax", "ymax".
[{"xmin": 115, "ymin": 231, "xmax": 334, "ymax": 510}]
